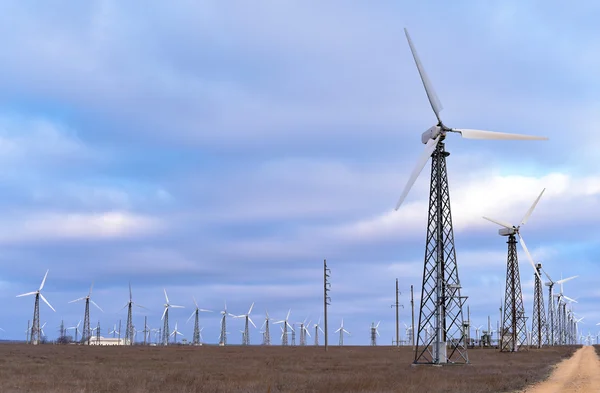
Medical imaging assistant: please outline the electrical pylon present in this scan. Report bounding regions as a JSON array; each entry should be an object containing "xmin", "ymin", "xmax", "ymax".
[
  {"xmin": 500, "ymin": 235, "xmax": 527, "ymax": 352},
  {"xmin": 531, "ymin": 263, "xmax": 547, "ymax": 348},
  {"xmin": 412, "ymin": 141, "xmax": 468, "ymax": 364}
]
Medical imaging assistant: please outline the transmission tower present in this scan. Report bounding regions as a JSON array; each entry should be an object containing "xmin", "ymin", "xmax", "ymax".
[
  {"xmin": 500, "ymin": 235, "xmax": 527, "ymax": 352},
  {"xmin": 324, "ymin": 259, "xmax": 331, "ymax": 351},
  {"xmin": 412, "ymin": 141, "xmax": 468, "ymax": 364},
  {"xmin": 531, "ymin": 263, "xmax": 547, "ymax": 348}
]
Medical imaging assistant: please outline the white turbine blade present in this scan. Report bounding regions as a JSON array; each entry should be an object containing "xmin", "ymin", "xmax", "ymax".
[
  {"xmin": 556, "ymin": 275, "xmax": 578, "ymax": 285},
  {"xmin": 404, "ymin": 28, "xmax": 443, "ymax": 122},
  {"xmin": 454, "ymin": 128, "xmax": 548, "ymax": 141},
  {"xmin": 193, "ymin": 296, "xmax": 198, "ymax": 308},
  {"xmin": 376, "ymin": 330, "xmax": 380, "ymax": 337},
  {"xmin": 273, "ymin": 320, "xmax": 284, "ymax": 325},
  {"xmin": 248, "ymin": 302, "xmax": 254, "ymax": 316},
  {"xmin": 176, "ymin": 331, "xmax": 183, "ymax": 336},
  {"xmin": 482, "ymin": 216, "xmax": 513, "ymax": 229},
  {"xmin": 248, "ymin": 317, "xmax": 257, "ymax": 329},
  {"xmin": 170, "ymin": 305, "xmax": 185, "ymax": 309},
  {"xmin": 517, "ymin": 234, "xmax": 542, "ymax": 282},
  {"xmin": 68, "ymin": 297, "xmax": 85, "ymax": 304},
  {"xmin": 395, "ymin": 136, "xmax": 439, "ymax": 211},
  {"xmin": 163, "ymin": 288, "xmax": 169, "ymax": 304},
  {"xmin": 286, "ymin": 309, "xmax": 291, "ymax": 321},
  {"xmin": 376, "ymin": 321, "xmax": 381, "ymax": 329},
  {"xmin": 39, "ymin": 269, "xmax": 49, "ymax": 291},
  {"xmin": 335, "ymin": 327, "xmax": 341, "ymax": 333},
  {"xmin": 541, "ymin": 267, "xmax": 553, "ymax": 283},
  {"xmin": 39, "ymin": 293, "xmax": 55, "ymax": 312},
  {"xmin": 563, "ymin": 295, "xmax": 578, "ymax": 303},
  {"xmin": 520, "ymin": 188, "xmax": 545, "ymax": 226},
  {"xmin": 16, "ymin": 291, "xmax": 37, "ymax": 298},
  {"xmin": 90, "ymin": 300, "xmax": 103, "ymax": 312},
  {"xmin": 287, "ymin": 321, "xmax": 294, "ymax": 331},
  {"xmin": 343, "ymin": 329, "xmax": 350, "ymax": 335},
  {"xmin": 305, "ymin": 328, "xmax": 311, "ymax": 338},
  {"xmin": 129, "ymin": 281, "xmax": 132, "ymax": 301},
  {"xmin": 319, "ymin": 326, "xmax": 324, "ymax": 334},
  {"xmin": 161, "ymin": 307, "xmax": 168, "ymax": 321},
  {"xmin": 136, "ymin": 304, "xmax": 148, "ymax": 310},
  {"xmin": 260, "ymin": 320, "xmax": 266, "ymax": 331},
  {"xmin": 187, "ymin": 310, "xmax": 195, "ymax": 324},
  {"xmin": 89, "ymin": 281, "xmax": 94, "ymax": 296},
  {"xmin": 199, "ymin": 309, "xmax": 212, "ymax": 313},
  {"xmin": 170, "ymin": 330, "xmax": 175, "ymax": 337}
]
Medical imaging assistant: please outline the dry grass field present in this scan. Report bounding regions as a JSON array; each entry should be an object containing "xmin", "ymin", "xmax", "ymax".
[{"xmin": 0, "ymin": 344, "xmax": 579, "ymax": 393}]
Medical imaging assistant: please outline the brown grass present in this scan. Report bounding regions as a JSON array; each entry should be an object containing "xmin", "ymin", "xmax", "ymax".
[{"xmin": 0, "ymin": 344, "xmax": 579, "ymax": 393}]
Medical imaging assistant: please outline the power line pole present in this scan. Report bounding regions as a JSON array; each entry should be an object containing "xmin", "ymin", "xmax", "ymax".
[
  {"xmin": 324, "ymin": 259, "xmax": 331, "ymax": 352},
  {"xmin": 390, "ymin": 279, "xmax": 403, "ymax": 346},
  {"xmin": 411, "ymin": 285, "xmax": 415, "ymax": 351}
]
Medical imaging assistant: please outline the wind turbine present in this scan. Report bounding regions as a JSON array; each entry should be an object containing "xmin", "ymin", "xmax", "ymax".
[
  {"xmin": 67, "ymin": 320, "xmax": 82, "ymax": 343},
  {"xmin": 187, "ymin": 296, "xmax": 212, "ymax": 346},
  {"xmin": 219, "ymin": 301, "xmax": 229, "ymax": 346},
  {"xmin": 69, "ymin": 282, "xmax": 103, "ymax": 345},
  {"xmin": 232, "ymin": 302, "xmax": 256, "ymax": 345},
  {"xmin": 543, "ymin": 271, "xmax": 577, "ymax": 345},
  {"xmin": 335, "ymin": 319, "xmax": 350, "ymax": 346},
  {"xmin": 475, "ymin": 325, "xmax": 483, "ymax": 343},
  {"xmin": 484, "ymin": 188, "xmax": 545, "ymax": 352},
  {"xmin": 313, "ymin": 317, "xmax": 324, "ymax": 346},
  {"xmin": 121, "ymin": 282, "xmax": 146, "ymax": 345},
  {"xmin": 260, "ymin": 310, "xmax": 272, "ymax": 346},
  {"xmin": 274, "ymin": 309, "xmax": 293, "ymax": 346},
  {"xmin": 109, "ymin": 324, "xmax": 119, "ymax": 338},
  {"xmin": 396, "ymin": 28, "xmax": 547, "ymax": 365},
  {"xmin": 169, "ymin": 322, "xmax": 183, "ymax": 344},
  {"xmin": 296, "ymin": 317, "xmax": 310, "ymax": 346},
  {"xmin": 161, "ymin": 289, "xmax": 184, "ymax": 346},
  {"xmin": 554, "ymin": 275, "xmax": 577, "ymax": 345},
  {"xmin": 370, "ymin": 321, "xmax": 381, "ymax": 346},
  {"xmin": 16, "ymin": 269, "xmax": 55, "ymax": 345}
]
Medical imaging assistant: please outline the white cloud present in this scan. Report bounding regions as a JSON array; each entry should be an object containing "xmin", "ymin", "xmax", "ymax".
[{"xmin": 0, "ymin": 211, "xmax": 163, "ymax": 243}]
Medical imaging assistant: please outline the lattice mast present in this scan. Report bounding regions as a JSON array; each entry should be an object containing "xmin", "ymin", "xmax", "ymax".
[
  {"xmin": 500, "ymin": 235, "xmax": 528, "ymax": 351},
  {"xmin": 546, "ymin": 282, "xmax": 556, "ymax": 345},
  {"xmin": 531, "ymin": 263, "xmax": 547, "ymax": 348},
  {"xmin": 413, "ymin": 140, "xmax": 468, "ymax": 364},
  {"xmin": 16, "ymin": 270, "xmax": 55, "ymax": 345},
  {"xmin": 324, "ymin": 259, "xmax": 331, "ymax": 351},
  {"xmin": 219, "ymin": 301, "xmax": 228, "ymax": 346}
]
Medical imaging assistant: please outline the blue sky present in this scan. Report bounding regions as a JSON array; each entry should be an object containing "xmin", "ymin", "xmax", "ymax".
[{"xmin": 1, "ymin": 0, "xmax": 599, "ymax": 345}]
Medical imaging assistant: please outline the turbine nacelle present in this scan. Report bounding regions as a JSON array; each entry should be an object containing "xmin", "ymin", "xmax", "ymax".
[
  {"xmin": 421, "ymin": 125, "xmax": 443, "ymax": 144},
  {"xmin": 498, "ymin": 227, "xmax": 517, "ymax": 236}
]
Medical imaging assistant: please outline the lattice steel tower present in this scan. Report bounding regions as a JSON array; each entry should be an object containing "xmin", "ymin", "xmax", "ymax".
[
  {"xmin": 500, "ymin": 235, "xmax": 527, "ymax": 352},
  {"xmin": 531, "ymin": 263, "xmax": 547, "ymax": 348},
  {"xmin": 16, "ymin": 270, "xmax": 55, "ymax": 345},
  {"xmin": 219, "ymin": 301, "xmax": 228, "ymax": 346}
]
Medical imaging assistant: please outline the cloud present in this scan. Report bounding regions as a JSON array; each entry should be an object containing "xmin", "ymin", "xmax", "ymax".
[{"xmin": 0, "ymin": 211, "xmax": 164, "ymax": 244}]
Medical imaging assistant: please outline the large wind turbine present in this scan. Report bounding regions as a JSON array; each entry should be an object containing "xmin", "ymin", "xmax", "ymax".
[
  {"xmin": 161, "ymin": 289, "xmax": 184, "ymax": 346},
  {"xmin": 69, "ymin": 282, "xmax": 103, "ymax": 345},
  {"xmin": 260, "ymin": 310, "xmax": 272, "ymax": 346},
  {"xmin": 542, "ymin": 271, "xmax": 577, "ymax": 345},
  {"xmin": 396, "ymin": 28, "xmax": 547, "ymax": 365},
  {"xmin": 314, "ymin": 317, "xmax": 324, "ymax": 346},
  {"xmin": 187, "ymin": 296, "xmax": 212, "ymax": 346},
  {"xmin": 16, "ymin": 269, "xmax": 55, "ymax": 345},
  {"xmin": 219, "ymin": 301, "xmax": 229, "ymax": 346},
  {"xmin": 483, "ymin": 188, "xmax": 545, "ymax": 352},
  {"xmin": 335, "ymin": 319, "xmax": 350, "ymax": 346}
]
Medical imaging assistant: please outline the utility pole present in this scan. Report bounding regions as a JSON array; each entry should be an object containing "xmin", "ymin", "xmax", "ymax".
[
  {"xmin": 324, "ymin": 259, "xmax": 331, "ymax": 352},
  {"xmin": 390, "ymin": 279, "xmax": 403, "ymax": 347},
  {"xmin": 411, "ymin": 285, "xmax": 415, "ymax": 351}
]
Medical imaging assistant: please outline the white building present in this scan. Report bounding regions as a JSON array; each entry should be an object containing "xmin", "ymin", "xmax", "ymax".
[{"xmin": 88, "ymin": 336, "xmax": 127, "ymax": 346}]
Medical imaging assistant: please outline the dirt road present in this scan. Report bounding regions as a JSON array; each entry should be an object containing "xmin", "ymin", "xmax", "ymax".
[{"xmin": 523, "ymin": 346, "xmax": 600, "ymax": 393}]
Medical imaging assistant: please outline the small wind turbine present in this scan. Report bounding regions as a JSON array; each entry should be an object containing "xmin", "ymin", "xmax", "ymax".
[
  {"xmin": 260, "ymin": 310, "xmax": 272, "ymax": 345},
  {"xmin": 542, "ymin": 269, "xmax": 577, "ymax": 345},
  {"xmin": 109, "ymin": 324, "xmax": 119, "ymax": 338},
  {"xmin": 370, "ymin": 321, "xmax": 381, "ymax": 346},
  {"xmin": 16, "ymin": 270, "xmax": 55, "ymax": 345},
  {"xmin": 274, "ymin": 309, "xmax": 293, "ymax": 346},
  {"xmin": 68, "ymin": 320, "xmax": 82, "ymax": 342},
  {"xmin": 187, "ymin": 296, "xmax": 212, "ymax": 346},
  {"xmin": 335, "ymin": 319, "xmax": 350, "ymax": 346},
  {"xmin": 161, "ymin": 289, "xmax": 184, "ymax": 346},
  {"xmin": 69, "ymin": 282, "xmax": 103, "ymax": 344},
  {"xmin": 313, "ymin": 317, "xmax": 324, "ymax": 346},
  {"xmin": 233, "ymin": 302, "xmax": 256, "ymax": 345},
  {"xmin": 219, "ymin": 301, "xmax": 229, "ymax": 346},
  {"xmin": 170, "ymin": 322, "xmax": 183, "ymax": 344}
]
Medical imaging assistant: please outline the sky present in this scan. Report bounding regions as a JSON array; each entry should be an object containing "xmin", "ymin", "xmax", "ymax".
[{"xmin": 0, "ymin": 0, "xmax": 599, "ymax": 345}]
